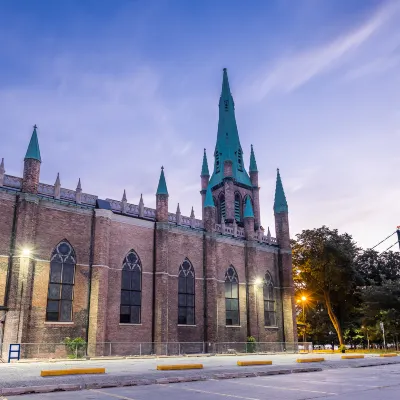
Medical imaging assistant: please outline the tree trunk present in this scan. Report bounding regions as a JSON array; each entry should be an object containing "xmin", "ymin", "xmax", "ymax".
[{"xmin": 324, "ymin": 291, "xmax": 344, "ymax": 346}]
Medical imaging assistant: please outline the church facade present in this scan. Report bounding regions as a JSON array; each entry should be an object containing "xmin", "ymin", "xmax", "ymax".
[{"xmin": 0, "ymin": 69, "xmax": 297, "ymax": 359}]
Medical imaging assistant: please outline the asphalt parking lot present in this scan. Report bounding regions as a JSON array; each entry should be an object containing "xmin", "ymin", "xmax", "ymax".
[{"xmin": 12, "ymin": 363, "xmax": 400, "ymax": 399}]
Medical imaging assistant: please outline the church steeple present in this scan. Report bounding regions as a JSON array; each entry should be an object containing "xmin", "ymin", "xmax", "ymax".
[
  {"xmin": 25, "ymin": 124, "xmax": 41, "ymax": 162},
  {"xmin": 208, "ymin": 68, "xmax": 252, "ymax": 189},
  {"xmin": 274, "ymin": 168, "xmax": 288, "ymax": 213},
  {"xmin": 201, "ymin": 149, "xmax": 209, "ymax": 176},
  {"xmin": 249, "ymin": 145, "xmax": 258, "ymax": 173}
]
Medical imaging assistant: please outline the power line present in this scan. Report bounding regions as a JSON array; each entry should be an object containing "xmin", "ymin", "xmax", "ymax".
[
  {"xmin": 369, "ymin": 231, "xmax": 397, "ymax": 250},
  {"xmin": 380, "ymin": 241, "xmax": 399, "ymax": 254}
]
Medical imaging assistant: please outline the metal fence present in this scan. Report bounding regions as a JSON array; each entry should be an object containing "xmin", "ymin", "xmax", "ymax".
[{"xmin": 10, "ymin": 341, "xmax": 313, "ymax": 360}]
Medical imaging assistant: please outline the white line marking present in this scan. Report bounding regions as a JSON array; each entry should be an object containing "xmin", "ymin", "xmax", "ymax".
[
  {"xmin": 176, "ymin": 386, "xmax": 261, "ymax": 399},
  {"xmin": 295, "ymin": 379, "xmax": 379, "ymax": 388},
  {"xmin": 89, "ymin": 389, "xmax": 137, "ymax": 400},
  {"xmin": 231, "ymin": 380, "xmax": 338, "ymax": 395}
]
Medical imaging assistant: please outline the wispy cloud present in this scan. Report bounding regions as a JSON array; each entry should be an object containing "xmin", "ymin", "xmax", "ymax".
[{"xmin": 247, "ymin": 1, "xmax": 398, "ymax": 100}]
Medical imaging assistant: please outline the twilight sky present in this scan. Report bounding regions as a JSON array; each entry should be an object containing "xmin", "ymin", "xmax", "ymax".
[{"xmin": 1, "ymin": 0, "xmax": 400, "ymax": 251}]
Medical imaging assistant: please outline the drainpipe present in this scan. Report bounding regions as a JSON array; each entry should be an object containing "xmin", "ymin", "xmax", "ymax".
[{"xmin": 151, "ymin": 222, "xmax": 157, "ymax": 354}]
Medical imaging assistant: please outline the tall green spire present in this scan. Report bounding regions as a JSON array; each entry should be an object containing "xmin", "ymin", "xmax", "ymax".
[
  {"xmin": 244, "ymin": 196, "xmax": 254, "ymax": 218},
  {"xmin": 274, "ymin": 169, "xmax": 288, "ymax": 213},
  {"xmin": 25, "ymin": 125, "xmax": 41, "ymax": 162},
  {"xmin": 208, "ymin": 68, "xmax": 252, "ymax": 188},
  {"xmin": 156, "ymin": 166, "xmax": 168, "ymax": 195},
  {"xmin": 201, "ymin": 148, "xmax": 209, "ymax": 176},
  {"xmin": 204, "ymin": 185, "xmax": 214, "ymax": 207},
  {"xmin": 249, "ymin": 145, "xmax": 258, "ymax": 172}
]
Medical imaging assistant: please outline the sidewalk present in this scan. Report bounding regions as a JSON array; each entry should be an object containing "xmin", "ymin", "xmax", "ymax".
[{"xmin": 0, "ymin": 353, "xmax": 399, "ymax": 397}]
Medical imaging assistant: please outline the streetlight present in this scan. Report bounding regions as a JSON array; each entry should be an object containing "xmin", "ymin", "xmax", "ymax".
[
  {"xmin": 254, "ymin": 278, "xmax": 263, "ymax": 343},
  {"xmin": 297, "ymin": 296, "xmax": 307, "ymax": 343}
]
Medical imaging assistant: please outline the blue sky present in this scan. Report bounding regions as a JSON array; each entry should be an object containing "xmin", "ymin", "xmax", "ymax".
[{"xmin": 1, "ymin": 0, "xmax": 399, "ymax": 250}]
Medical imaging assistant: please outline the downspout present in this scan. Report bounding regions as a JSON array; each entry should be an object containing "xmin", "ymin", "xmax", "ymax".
[
  {"xmin": 85, "ymin": 208, "xmax": 96, "ymax": 348},
  {"xmin": 4, "ymin": 194, "xmax": 18, "ymax": 307},
  {"xmin": 245, "ymin": 242, "xmax": 250, "ymax": 338},
  {"xmin": 151, "ymin": 222, "xmax": 157, "ymax": 354},
  {"xmin": 277, "ymin": 250, "xmax": 286, "ymax": 348},
  {"xmin": 202, "ymin": 231, "xmax": 208, "ymax": 352}
]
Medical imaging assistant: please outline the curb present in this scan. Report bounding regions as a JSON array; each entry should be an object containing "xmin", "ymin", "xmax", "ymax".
[
  {"xmin": 0, "ymin": 367, "xmax": 322, "ymax": 397},
  {"xmin": 40, "ymin": 368, "xmax": 106, "ymax": 377},
  {"xmin": 156, "ymin": 364, "xmax": 203, "ymax": 370}
]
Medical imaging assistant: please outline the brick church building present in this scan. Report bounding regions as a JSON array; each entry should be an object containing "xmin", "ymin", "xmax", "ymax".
[{"xmin": 0, "ymin": 69, "xmax": 297, "ymax": 358}]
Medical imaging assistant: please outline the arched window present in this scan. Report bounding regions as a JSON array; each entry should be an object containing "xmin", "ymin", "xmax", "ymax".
[
  {"xmin": 120, "ymin": 250, "xmax": 142, "ymax": 324},
  {"xmin": 243, "ymin": 195, "xmax": 252, "ymax": 217},
  {"xmin": 225, "ymin": 265, "xmax": 239, "ymax": 326},
  {"xmin": 46, "ymin": 241, "xmax": 76, "ymax": 322},
  {"xmin": 219, "ymin": 193, "xmax": 226, "ymax": 224},
  {"xmin": 234, "ymin": 193, "xmax": 241, "ymax": 222},
  {"xmin": 264, "ymin": 272, "xmax": 276, "ymax": 326},
  {"xmin": 178, "ymin": 259, "xmax": 195, "ymax": 325}
]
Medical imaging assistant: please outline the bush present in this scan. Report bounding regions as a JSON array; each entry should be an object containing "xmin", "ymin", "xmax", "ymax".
[
  {"xmin": 63, "ymin": 337, "xmax": 87, "ymax": 358},
  {"xmin": 246, "ymin": 336, "xmax": 257, "ymax": 353},
  {"xmin": 339, "ymin": 344, "xmax": 346, "ymax": 353}
]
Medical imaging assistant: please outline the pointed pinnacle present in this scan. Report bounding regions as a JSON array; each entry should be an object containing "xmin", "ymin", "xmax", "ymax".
[
  {"xmin": 76, "ymin": 178, "xmax": 82, "ymax": 191},
  {"xmin": 139, "ymin": 193, "xmax": 144, "ymax": 205},
  {"xmin": 156, "ymin": 166, "xmax": 168, "ymax": 195},
  {"xmin": 55, "ymin": 172, "xmax": 60, "ymax": 186},
  {"xmin": 176, "ymin": 203, "xmax": 181, "ymax": 214},
  {"xmin": 190, "ymin": 206, "xmax": 195, "ymax": 219},
  {"xmin": 122, "ymin": 189, "xmax": 127, "ymax": 202},
  {"xmin": 201, "ymin": 148, "xmax": 210, "ymax": 176},
  {"xmin": 0, "ymin": 158, "xmax": 4, "ymax": 173},
  {"xmin": 25, "ymin": 124, "xmax": 41, "ymax": 162}
]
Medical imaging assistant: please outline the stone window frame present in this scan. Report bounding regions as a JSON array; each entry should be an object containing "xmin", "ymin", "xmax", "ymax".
[
  {"xmin": 225, "ymin": 265, "xmax": 240, "ymax": 326},
  {"xmin": 120, "ymin": 249, "xmax": 142, "ymax": 325},
  {"xmin": 178, "ymin": 258, "xmax": 195, "ymax": 325},
  {"xmin": 263, "ymin": 271, "xmax": 276, "ymax": 327},
  {"xmin": 46, "ymin": 240, "xmax": 76, "ymax": 322}
]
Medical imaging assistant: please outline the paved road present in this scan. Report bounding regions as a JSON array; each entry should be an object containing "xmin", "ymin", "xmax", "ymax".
[
  {"xmin": 0, "ymin": 353, "xmax": 386, "ymax": 387},
  {"xmin": 11, "ymin": 363, "xmax": 400, "ymax": 399}
]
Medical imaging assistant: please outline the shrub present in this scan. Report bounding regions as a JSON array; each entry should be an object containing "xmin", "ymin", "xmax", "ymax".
[
  {"xmin": 63, "ymin": 337, "xmax": 87, "ymax": 358},
  {"xmin": 246, "ymin": 336, "xmax": 257, "ymax": 353}
]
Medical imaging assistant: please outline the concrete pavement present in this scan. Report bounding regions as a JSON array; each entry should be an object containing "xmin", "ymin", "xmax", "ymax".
[
  {"xmin": 9, "ymin": 362, "xmax": 400, "ymax": 399},
  {"xmin": 0, "ymin": 353, "xmax": 399, "ymax": 397}
]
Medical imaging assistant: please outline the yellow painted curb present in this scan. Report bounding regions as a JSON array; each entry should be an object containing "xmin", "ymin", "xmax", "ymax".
[
  {"xmin": 380, "ymin": 354, "xmax": 398, "ymax": 357},
  {"xmin": 237, "ymin": 360, "xmax": 272, "ymax": 366},
  {"xmin": 156, "ymin": 364, "xmax": 203, "ymax": 370},
  {"xmin": 41, "ymin": 368, "xmax": 105, "ymax": 377},
  {"xmin": 341, "ymin": 355, "xmax": 364, "ymax": 359},
  {"xmin": 296, "ymin": 358, "xmax": 325, "ymax": 363}
]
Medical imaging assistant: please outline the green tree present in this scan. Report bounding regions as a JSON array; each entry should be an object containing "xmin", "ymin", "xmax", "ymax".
[{"xmin": 292, "ymin": 226, "xmax": 361, "ymax": 346}]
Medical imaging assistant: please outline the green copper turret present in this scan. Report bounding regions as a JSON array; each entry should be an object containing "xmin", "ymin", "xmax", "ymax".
[
  {"xmin": 274, "ymin": 169, "xmax": 288, "ymax": 213},
  {"xmin": 25, "ymin": 125, "xmax": 42, "ymax": 162},
  {"xmin": 208, "ymin": 69, "xmax": 252, "ymax": 188}
]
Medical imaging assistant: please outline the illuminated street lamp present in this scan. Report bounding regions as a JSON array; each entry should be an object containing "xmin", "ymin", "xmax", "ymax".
[
  {"xmin": 22, "ymin": 248, "xmax": 31, "ymax": 257},
  {"xmin": 297, "ymin": 296, "xmax": 307, "ymax": 343}
]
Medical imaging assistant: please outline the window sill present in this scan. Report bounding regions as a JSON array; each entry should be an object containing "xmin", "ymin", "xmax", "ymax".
[
  {"xmin": 44, "ymin": 322, "xmax": 74, "ymax": 325},
  {"xmin": 178, "ymin": 324, "xmax": 197, "ymax": 327},
  {"xmin": 119, "ymin": 323, "xmax": 142, "ymax": 326},
  {"xmin": 225, "ymin": 325, "xmax": 241, "ymax": 328},
  {"xmin": 264, "ymin": 326, "xmax": 279, "ymax": 329}
]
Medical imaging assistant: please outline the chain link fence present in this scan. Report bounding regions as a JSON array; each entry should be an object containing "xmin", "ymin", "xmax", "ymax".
[{"xmin": 11, "ymin": 341, "xmax": 313, "ymax": 359}]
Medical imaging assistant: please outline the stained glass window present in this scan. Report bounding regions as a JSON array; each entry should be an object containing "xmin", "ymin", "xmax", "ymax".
[
  {"xmin": 264, "ymin": 272, "xmax": 276, "ymax": 326},
  {"xmin": 46, "ymin": 241, "xmax": 76, "ymax": 322},
  {"xmin": 225, "ymin": 266, "xmax": 239, "ymax": 326},
  {"xmin": 178, "ymin": 259, "xmax": 195, "ymax": 325},
  {"xmin": 120, "ymin": 250, "xmax": 142, "ymax": 324}
]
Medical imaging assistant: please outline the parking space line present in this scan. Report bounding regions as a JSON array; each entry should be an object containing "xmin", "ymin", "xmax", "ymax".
[
  {"xmin": 231, "ymin": 380, "xmax": 338, "ymax": 395},
  {"xmin": 294, "ymin": 379, "xmax": 379, "ymax": 388},
  {"xmin": 176, "ymin": 386, "xmax": 260, "ymax": 399},
  {"xmin": 89, "ymin": 389, "xmax": 137, "ymax": 400}
]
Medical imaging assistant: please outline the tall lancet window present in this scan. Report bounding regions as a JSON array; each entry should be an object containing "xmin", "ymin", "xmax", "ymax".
[
  {"xmin": 46, "ymin": 241, "xmax": 76, "ymax": 322},
  {"xmin": 219, "ymin": 193, "xmax": 226, "ymax": 224},
  {"xmin": 120, "ymin": 250, "xmax": 142, "ymax": 324},
  {"xmin": 178, "ymin": 259, "xmax": 195, "ymax": 325},
  {"xmin": 225, "ymin": 266, "xmax": 239, "ymax": 326},
  {"xmin": 237, "ymin": 148, "xmax": 243, "ymax": 171},
  {"xmin": 234, "ymin": 193, "xmax": 241, "ymax": 222},
  {"xmin": 215, "ymin": 150, "xmax": 221, "ymax": 173},
  {"xmin": 264, "ymin": 272, "xmax": 276, "ymax": 326}
]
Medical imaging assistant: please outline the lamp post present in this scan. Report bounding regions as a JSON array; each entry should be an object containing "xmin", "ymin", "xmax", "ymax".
[{"xmin": 297, "ymin": 296, "xmax": 307, "ymax": 343}]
